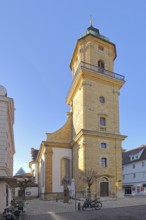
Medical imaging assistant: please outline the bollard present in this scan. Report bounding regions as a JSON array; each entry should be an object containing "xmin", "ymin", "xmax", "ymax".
[{"xmin": 78, "ymin": 202, "xmax": 81, "ymax": 211}]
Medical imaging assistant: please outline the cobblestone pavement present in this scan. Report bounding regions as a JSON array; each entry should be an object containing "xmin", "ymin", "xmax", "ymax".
[
  {"xmin": 24, "ymin": 196, "xmax": 146, "ymax": 215},
  {"xmin": 21, "ymin": 196, "xmax": 146, "ymax": 220},
  {"xmin": 22, "ymin": 205, "xmax": 146, "ymax": 220},
  {"xmin": 1, "ymin": 197, "xmax": 146, "ymax": 220}
]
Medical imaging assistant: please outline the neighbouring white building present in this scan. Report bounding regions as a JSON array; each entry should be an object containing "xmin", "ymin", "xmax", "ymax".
[
  {"xmin": 0, "ymin": 85, "xmax": 15, "ymax": 212},
  {"xmin": 29, "ymin": 148, "xmax": 39, "ymax": 185},
  {"xmin": 14, "ymin": 167, "xmax": 38, "ymax": 199},
  {"xmin": 122, "ymin": 145, "xmax": 146, "ymax": 195}
]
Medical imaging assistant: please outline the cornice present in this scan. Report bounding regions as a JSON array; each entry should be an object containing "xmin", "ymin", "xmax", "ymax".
[
  {"xmin": 67, "ymin": 67, "xmax": 125, "ymax": 104},
  {"xmin": 29, "ymin": 161, "xmax": 38, "ymax": 168},
  {"xmin": 36, "ymin": 142, "xmax": 45, "ymax": 161},
  {"xmin": 42, "ymin": 141, "xmax": 71, "ymax": 149},
  {"xmin": 66, "ymin": 70, "xmax": 83, "ymax": 104},
  {"xmin": 83, "ymin": 68, "xmax": 125, "ymax": 88},
  {"xmin": 71, "ymin": 129, "xmax": 127, "ymax": 146}
]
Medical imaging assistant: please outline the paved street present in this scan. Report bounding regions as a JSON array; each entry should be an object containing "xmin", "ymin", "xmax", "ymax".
[
  {"xmin": 22, "ymin": 205, "xmax": 146, "ymax": 220},
  {"xmin": 1, "ymin": 197, "xmax": 146, "ymax": 220},
  {"xmin": 21, "ymin": 197, "xmax": 146, "ymax": 220}
]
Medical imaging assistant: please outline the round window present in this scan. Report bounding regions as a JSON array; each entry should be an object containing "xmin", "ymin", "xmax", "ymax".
[{"xmin": 99, "ymin": 96, "xmax": 105, "ymax": 103}]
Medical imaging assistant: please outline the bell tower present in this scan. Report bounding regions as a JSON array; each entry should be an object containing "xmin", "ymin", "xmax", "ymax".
[{"xmin": 66, "ymin": 23, "xmax": 126, "ymax": 198}]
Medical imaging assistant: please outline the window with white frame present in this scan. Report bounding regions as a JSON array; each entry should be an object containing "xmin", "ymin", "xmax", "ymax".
[
  {"xmin": 142, "ymin": 161, "xmax": 145, "ymax": 167},
  {"xmin": 142, "ymin": 172, "xmax": 145, "ymax": 178},
  {"xmin": 133, "ymin": 164, "xmax": 135, "ymax": 169}
]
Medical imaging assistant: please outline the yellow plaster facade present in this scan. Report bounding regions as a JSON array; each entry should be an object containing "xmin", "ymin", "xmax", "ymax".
[
  {"xmin": 67, "ymin": 25, "xmax": 126, "ymax": 197},
  {"xmin": 30, "ymin": 24, "xmax": 126, "ymax": 199}
]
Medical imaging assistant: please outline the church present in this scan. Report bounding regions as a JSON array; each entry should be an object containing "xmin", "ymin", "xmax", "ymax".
[{"xmin": 29, "ymin": 23, "xmax": 126, "ymax": 199}]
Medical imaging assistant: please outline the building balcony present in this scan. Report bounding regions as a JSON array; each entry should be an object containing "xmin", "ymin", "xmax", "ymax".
[
  {"xmin": 66, "ymin": 61, "xmax": 125, "ymax": 101},
  {"xmin": 77, "ymin": 62, "xmax": 125, "ymax": 81}
]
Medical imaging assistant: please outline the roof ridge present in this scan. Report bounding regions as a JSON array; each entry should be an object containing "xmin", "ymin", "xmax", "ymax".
[{"xmin": 125, "ymin": 145, "xmax": 146, "ymax": 153}]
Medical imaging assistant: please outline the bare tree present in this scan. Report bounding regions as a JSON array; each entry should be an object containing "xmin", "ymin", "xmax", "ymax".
[
  {"xmin": 17, "ymin": 177, "xmax": 34, "ymax": 200},
  {"xmin": 79, "ymin": 169, "xmax": 98, "ymax": 198},
  {"xmin": 62, "ymin": 177, "xmax": 70, "ymax": 203}
]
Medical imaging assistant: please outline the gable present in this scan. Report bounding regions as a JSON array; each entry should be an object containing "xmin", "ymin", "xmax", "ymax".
[
  {"xmin": 123, "ymin": 145, "xmax": 146, "ymax": 165},
  {"xmin": 46, "ymin": 112, "xmax": 72, "ymax": 144}
]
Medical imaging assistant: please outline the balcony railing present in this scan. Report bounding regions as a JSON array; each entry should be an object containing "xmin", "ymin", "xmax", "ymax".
[{"xmin": 66, "ymin": 61, "xmax": 125, "ymax": 100}]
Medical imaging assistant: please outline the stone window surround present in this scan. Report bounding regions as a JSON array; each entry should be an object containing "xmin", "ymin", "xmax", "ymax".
[
  {"xmin": 100, "ymin": 157, "xmax": 108, "ymax": 168},
  {"xmin": 100, "ymin": 142, "xmax": 108, "ymax": 149}
]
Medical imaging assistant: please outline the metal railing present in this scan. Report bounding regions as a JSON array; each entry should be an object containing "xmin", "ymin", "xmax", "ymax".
[{"xmin": 66, "ymin": 61, "xmax": 125, "ymax": 100}]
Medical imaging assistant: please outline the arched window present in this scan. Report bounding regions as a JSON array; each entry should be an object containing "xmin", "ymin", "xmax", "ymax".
[
  {"xmin": 98, "ymin": 60, "xmax": 105, "ymax": 69},
  {"xmin": 61, "ymin": 158, "xmax": 71, "ymax": 185},
  {"xmin": 100, "ymin": 177, "xmax": 108, "ymax": 182},
  {"xmin": 100, "ymin": 117, "xmax": 106, "ymax": 126}
]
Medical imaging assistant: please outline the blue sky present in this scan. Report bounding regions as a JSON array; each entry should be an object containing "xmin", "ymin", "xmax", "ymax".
[{"xmin": 0, "ymin": 0, "xmax": 146, "ymax": 174}]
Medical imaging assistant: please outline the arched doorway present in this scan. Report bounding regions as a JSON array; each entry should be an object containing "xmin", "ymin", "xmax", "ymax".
[
  {"xmin": 98, "ymin": 60, "xmax": 104, "ymax": 69},
  {"xmin": 100, "ymin": 177, "xmax": 109, "ymax": 197}
]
